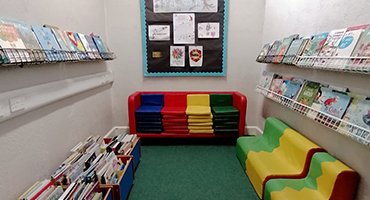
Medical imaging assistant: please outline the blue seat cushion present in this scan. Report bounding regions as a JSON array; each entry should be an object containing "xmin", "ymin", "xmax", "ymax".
[
  {"xmin": 141, "ymin": 94, "xmax": 164, "ymax": 106},
  {"xmin": 136, "ymin": 106, "xmax": 163, "ymax": 114}
]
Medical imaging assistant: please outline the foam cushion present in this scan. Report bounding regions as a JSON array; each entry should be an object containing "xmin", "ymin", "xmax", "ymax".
[
  {"xmin": 141, "ymin": 94, "xmax": 164, "ymax": 106},
  {"xmin": 187, "ymin": 94, "xmax": 210, "ymax": 106},
  {"xmin": 163, "ymin": 130, "xmax": 189, "ymax": 134},
  {"xmin": 162, "ymin": 118, "xmax": 187, "ymax": 123},
  {"xmin": 161, "ymin": 106, "xmax": 186, "ymax": 115},
  {"xmin": 188, "ymin": 114, "xmax": 213, "ymax": 119},
  {"xmin": 164, "ymin": 93, "xmax": 187, "ymax": 107},
  {"xmin": 214, "ymin": 129, "xmax": 239, "ymax": 134},
  {"xmin": 186, "ymin": 106, "xmax": 211, "ymax": 115},
  {"xmin": 189, "ymin": 129, "xmax": 214, "ymax": 134},
  {"xmin": 212, "ymin": 106, "xmax": 239, "ymax": 114},
  {"xmin": 136, "ymin": 106, "xmax": 163, "ymax": 114},
  {"xmin": 137, "ymin": 128, "xmax": 163, "ymax": 133},
  {"xmin": 210, "ymin": 94, "xmax": 233, "ymax": 106}
]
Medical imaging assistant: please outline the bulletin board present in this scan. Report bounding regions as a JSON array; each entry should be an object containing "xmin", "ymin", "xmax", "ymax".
[{"xmin": 140, "ymin": 0, "xmax": 228, "ymax": 76}]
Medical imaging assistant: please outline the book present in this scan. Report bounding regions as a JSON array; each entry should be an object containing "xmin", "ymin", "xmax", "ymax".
[
  {"xmin": 258, "ymin": 71, "xmax": 277, "ymax": 95},
  {"xmin": 268, "ymin": 75, "xmax": 293, "ymax": 101},
  {"xmin": 78, "ymin": 33, "xmax": 95, "ymax": 59},
  {"xmin": 66, "ymin": 31, "xmax": 87, "ymax": 59},
  {"xmin": 308, "ymin": 87, "xmax": 352, "ymax": 122},
  {"xmin": 349, "ymin": 26, "xmax": 370, "ymax": 70},
  {"xmin": 3, "ymin": 18, "xmax": 44, "ymax": 62},
  {"xmin": 32, "ymin": 25, "xmax": 62, "ymax": 62},
  {"xmin": 45, "ymin": 25, "xmax": 75, "ymax": 61},
  {"xmin": 0, "ymin": 19, "xmax": 28, "ymax": 63},
  {"xmin": 282, "ymin": 37, "xmax": 310, "ymax": 64},
  {"xmin": 314, "ymin": 28, "xmax": 347, "ymax": 67},
  {"xmin": 282, "ymin": 78, "xmax": 305, "ymax": 99},
  {"xmin": 335, "ymin": 25, "xmax": 370, "ymax": 59},
  {"xmin": 296, "ymin": 81, "xmax": 322, "ymax": 107},
  {"xmin": 85, "ymin": 34, "xmax": 101, "ymax": 59},
  {"xmin": 340, "ymin": 95, "xmax": 370, "ymax": 145},
  {"xmin": 264, "ymin": 40, "xmax": 282, "ymax": 63},
  {"xmin": 273, "ymin": 34, "xmax": 299, "ymax": 63},
  {"xmin": 298, "ymin": 32, "xmax": 329, "ymax": 66},
  {"xmin": 256, "ymin": 43, "xmax": 272, "ymax": 62},
  {"xmin": 91, "ymin": 35, "xmax": 110, "ymax": 59}
]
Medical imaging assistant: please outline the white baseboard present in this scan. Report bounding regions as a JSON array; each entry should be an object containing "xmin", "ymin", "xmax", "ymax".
[{"xmin": 245, "ymin": 126, "xmax": 263, "ymax": 136}]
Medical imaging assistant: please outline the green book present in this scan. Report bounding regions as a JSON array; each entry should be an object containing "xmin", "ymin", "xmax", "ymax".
[{"xmin": 296, "ymin": 81, "xmax": 321, "ymax": 106}]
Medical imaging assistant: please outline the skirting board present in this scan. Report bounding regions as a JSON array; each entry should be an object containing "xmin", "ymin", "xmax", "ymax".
[{"xmin": 245, "ymin": 126, "xmax": 263, "ymax": 136}]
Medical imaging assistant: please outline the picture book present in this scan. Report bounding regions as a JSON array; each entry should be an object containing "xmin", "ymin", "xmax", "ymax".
[
  {"xmin": 264, "ymin": 40, "xmax": 282, "ymax": 63},
  {"xmin": 282, "ymin": 37, "xmax": 310, "ymax": 64},
  {"xmin": 32, "ymin": 25, "xmax": 62, "ymax": 61},
  {"xmin": 296, "ymin": 81, "xmax": 321, "ymax": 106},
  {"xmin": 268, "ymin": 75, "xmax": 292, "ymax": 100},
  {"xmin": 273, "ymin": 34, "xmax": 299, "ymax": 63},
  {"xmin": 335, "ymin": 25, "xmax": 370, "ymax": 58},
  {"xmin": 92, "ymin": 35, "xmax": 110, "ymax": 59},
  {"xmin": 73, "ymin": 33, "xmax": 86, "ymax": 52},
  {"xmin": 0, "ymin": 19, "xmax": 27, "ymax": 63},
  {"xmin": 66, "ymin": 31, "xmax": 86, "ymax": 59},
  {"xmin": 350, "ymin": 26, "xmax": 370, "ymax": 68},
  {"xmin": 313, "ymin": 87, "xmax": 352, "ymax": 119},
  {"xmin": 282, "ymin": 78, "xmax": 305, "ymax": 99},
  {"xmin": 258, "ymin": 71, "xmax": 277, "ymax": 95},
  {"xmin": 78, "ymin": 33, "xmax": 95, "ymax": 59},
  {"xmin": 256, "ymin": 43, "xmax": 271, "ymax": 62},
  {"xmin": 301, "ymin": 32, "xmax": 329, "ymax": 57},
  {"xmin": 84, "ymin": 35, "xmax": 101, "ymax": 59}
]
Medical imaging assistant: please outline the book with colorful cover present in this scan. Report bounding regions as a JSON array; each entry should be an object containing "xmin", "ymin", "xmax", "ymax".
[
  {"xmin": 73, "ymin": 33, "xmax": 86, "ymax": 52},
  {"xmin": 273, "ymin": 34, "xmax": 299, "ymax": 63},
  {"xmin": 298, "ymin": 32, "xmax": 329, "ymax": 66},
  {"xmin": 282, "ymin": 78, "xmax": 305, "ymax": 99},
  {"xmin": 282, "ymin": 37, "xmax": 305, "ymax": 64},
  {"xmin": 264, "ymin": 40, "xmax": 282, "ymax": 63},
  {"xmin": 350, "ymin": 26, "xmax": 370, "ymax": 69},
  {"xmin": 256, "ymin": 43, "xmax": 271, "ymax": 62},
  {"xmin": 339, "ymin": 95, "xmax": 370, "ymax": 142},
  {"xmin": 267, "ymin": 75, "xmax": 293, "ymax": 101},
  {"xmin": 32, "ymin": 25, "xmax": 62, "ymax": 61},
  {"xmin": 66, "ymin": 31, "xmax": 86, "ymax": 59},
  {"xmin": 85, "ymin": 35, "xmax": 101, "ymax": 59},
  {"xmin": 309, "ymin": 87, "xmax": 352, "ymax": 120},
  {"xmin": 258, "ymin": 71, "xmax": 276, "ymax": 95},
  {"xmin": 313, "ymin": 29, "xmax": 346, "ymax": 68},
  {"xmin": 44, "ymin": 25, "xmax": 73, "ymax": 60},
  {"xmin": 0, "ymin": 19, "xmax": 27, "ymax": 63},
  {"xmin": 92, "ymin": 35, "xmax": 110, "ymax": 59},
  {"xmin": 296, "ymin": 81, "xmax": 321, "ymax": 107},
  {"xmin": 335, "ymin": 25, "xmax": 370, "ymax": 58},
  {"xmin": 78, "ymin": 33, "xmax": 95, "ymax": 59}
]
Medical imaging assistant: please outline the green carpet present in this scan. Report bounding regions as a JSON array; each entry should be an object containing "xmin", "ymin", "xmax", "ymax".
[{"xmin": 128, "ymin": 145, "xmax": 259, "ymax": 200}]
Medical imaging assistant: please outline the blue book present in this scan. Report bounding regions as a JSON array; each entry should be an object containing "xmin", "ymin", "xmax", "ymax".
[
  {"xmin": 316, "ymin": 87, "xmax": 352, "ymax": 119},
  {"xmin": 32, "ymin": 25, "xmax": 62, "ymax": 61},
  {"xmin": 282, "ymin": 78, "xmax": 305, "ymax": 99}
]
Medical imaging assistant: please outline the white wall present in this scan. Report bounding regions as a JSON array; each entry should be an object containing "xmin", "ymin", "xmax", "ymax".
[
  {"xmin": 0, "ymin": 0, "xmax": 113, "ymax": 199},
  {"xmin": 104, "ymin": 0, "xmax": 266, "ymax": 131},
  {"xmin": 261, "ymin": 0, "xmax": 370, "ymax": 199}
]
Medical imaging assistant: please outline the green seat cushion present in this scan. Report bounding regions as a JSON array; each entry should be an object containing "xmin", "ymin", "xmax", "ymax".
[
  {"xmin": 212, "ymin": 106, "xmax": 239, "ymax": 114},
  {"xmin": 213, "ymin": 121, "xmax": 238, "ymax": 126},
  {"xmin": 210, "ymin": 94, "xmax": 233, "ymax": 106},
  {"xmin": 214, "ymin": 117, "xmax": 239, "ymax": 122},
  {"xmin": 214, "ymin": 129, "xmax": 239, "ymax": 134},
  {"xmin": 214, "ymin": 125, "xmax": 239, "ymax": 129}
]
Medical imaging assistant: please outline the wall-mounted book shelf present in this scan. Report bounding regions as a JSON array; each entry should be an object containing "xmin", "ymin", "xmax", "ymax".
[
  {"xmin": 0, "ymin": 47, "xmax": 115, "ymax": 67},
  {"xmin": 257, "ymin": 55, "xmax": 370, "ymax": 75},
  {"xmin": 256, "ymin": 85, "xmax": 370, "ymax": 148}
]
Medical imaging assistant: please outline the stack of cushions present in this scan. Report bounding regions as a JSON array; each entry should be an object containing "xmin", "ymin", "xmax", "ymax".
[
  {"xmin": 161, "ymin": 93, "xmax": 188, "ymax": 134},
  {"xmin": 210, "ymin": 94, "xmax": 239, "ymax": 134},
  {"xmin": 135, "ymin": 94, "xmax": 164, "ymax": 133},
  {"xmin": 186, "ymin": 94, "xmax": 214, "ymax": 134}
]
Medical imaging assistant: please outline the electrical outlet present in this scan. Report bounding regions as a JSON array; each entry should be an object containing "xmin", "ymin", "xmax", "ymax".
[{"xmin": 9, "ymin": 96, "xmax": 26, "ymax": 113}]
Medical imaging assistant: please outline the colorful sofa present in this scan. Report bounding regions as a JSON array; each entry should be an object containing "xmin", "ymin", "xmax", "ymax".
[
  {"xmin": 128, "ymin": 91, "xmax": 246, "ymax": 138},
  {"xmin": 236, "ymin": 117, "xmax": 359, "ymax": 199}
]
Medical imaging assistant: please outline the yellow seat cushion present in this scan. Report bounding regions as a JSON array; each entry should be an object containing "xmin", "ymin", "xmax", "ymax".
[
  {"xmin": 188, "ymin": 125, "xmax": 213, "ymax": 130},
  {"xmin": 187, "ymin": 94, "xmax": 210, "ymax": 106},
  {"xmin": 188, "ymin": 118, "xmax": 213, "ymax": 123},
  {"xmin": 186, "ymin": 106, "xmax": 211, "ymax": 115},
  {"xmin": 189, "ymin": 129, "xmax": 214, "ymax": 134},
  {"xmin": 188, "ymin": 114, "xmax": 213, "ymax": 119},
  {"xmin": 187, "ymin": 122, "xmax": 213, "ymax": 126},
  {"xmin": 246, "ymin": 128, "xmax": 321, "ymax": 198}
]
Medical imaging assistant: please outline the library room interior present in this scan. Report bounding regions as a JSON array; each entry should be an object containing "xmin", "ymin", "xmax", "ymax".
[{"xmin": 1, "ymin": 0, "xmax": 370, "ymax": 199}]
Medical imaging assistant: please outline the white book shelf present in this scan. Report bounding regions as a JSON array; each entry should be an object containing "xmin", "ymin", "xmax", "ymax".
[{"xmin": 256, "ymin": 85, "xmax": 370, "ymax": 147}]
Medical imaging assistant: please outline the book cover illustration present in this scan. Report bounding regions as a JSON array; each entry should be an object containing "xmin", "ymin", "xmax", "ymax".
[
  {"xmin": 85, "ymin": 35, "xmax": 101, "ymax": 59},
  {"xmin": 92, "ymin": 35, "xmax": 110, "ymax": 59},
  {"xmin": 298, "ymin": 32, "xmax": 329, "ymax": 66},
  {"xmin": 335, "ymin": 25, "xmax": 370, "ymax": 58},
  {"xmin": 32, "ymin": 25, "xmax": 62, "ymax": 61},
  {"xmin": 73, "ymin": 33, "xmax": 86, "ymax": 52},
  {"xmin": 0, "ymin": 19, "xmax": 27, "ymax": 63},
  {"xmin": 66, "ymin": 32, "xmax": 86, "ymax": 59},
  {"xmin": 273, "ymin": 34, "xmax": 299, "ymax": 63},
  {"xmin": 258, "ymin": 71, "xmax": 276, "ymax": 95},
  {"xmin": 340, "ymin": 96, "xmax": 370, "ymax": 144},
  {"xmin": 350, "ymin": 26, "xmax": 370, "ymax": 69},
  {"xmin": 282, "ymin": 38, "xmax": 304, "ymax": 64},
  {"xmin": 296, "ymin": 81, "xmax": 321, "ymax": 107},
  {"xmin": 267, "ymin": 75, "xmax": 292, "ymax": 100},
  {"xmin": 282, "ymin": 78, "xmax": 305, "ymax": 99},
  {"xmin": 264, "ymin": 40, "xmax": 282, "ymax": 63},
  {"xmin": 313, "ymin": 87, "xmax": 352, "ymax": 120},
  {"xmin": 256, "ymin": 43, "xmax": 271, "ymax": 62},
  {"xmin": 315, "ymin": 28, "xmax": 347, "ymax": 60},
  {"xmin": 78, "ymin": 33, "xmax": 95, "ymax": 59}
]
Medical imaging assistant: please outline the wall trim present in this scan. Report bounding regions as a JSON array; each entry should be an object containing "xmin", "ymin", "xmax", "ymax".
[{"xmin": 245, "ymin": 126, "xmax": 263, "ymax": 136}]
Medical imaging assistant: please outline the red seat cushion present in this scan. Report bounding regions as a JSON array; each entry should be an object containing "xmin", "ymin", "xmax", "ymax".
[{"xmin": 161, "ymin": 106, "xmax": 186, "ymax": 115}]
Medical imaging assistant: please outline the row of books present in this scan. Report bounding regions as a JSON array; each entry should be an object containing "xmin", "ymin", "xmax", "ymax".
[
  {"xmin": 256, "ymin": 24, "xmax": 370, "ymax": 71},
  {"xmin": 0, "ymin": 18, "xmax": 115, "ymax": 65},
  {"xmin": 19, "ymin": 130, "xmax": 138, "ymax": 200},
  {"xmin": 258, "ymin": 71, "xmax": 370, "ymax": 145}
]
